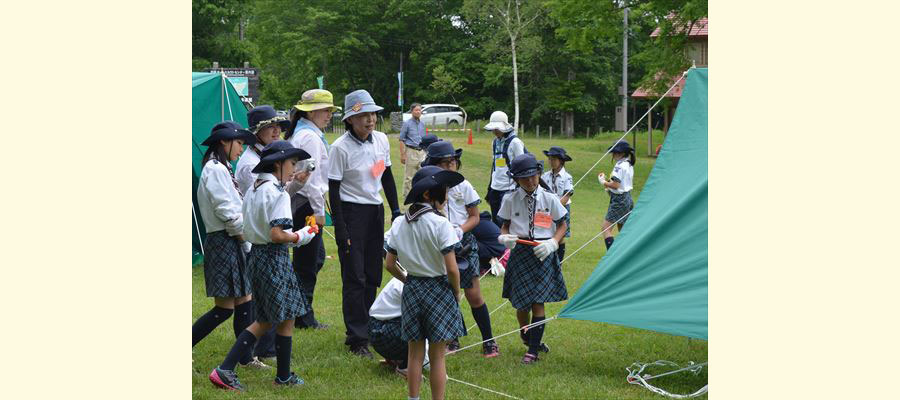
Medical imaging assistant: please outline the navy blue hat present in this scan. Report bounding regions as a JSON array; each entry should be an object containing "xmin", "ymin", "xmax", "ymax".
[
  {"xmin": 201, "ymin": 121, "xmax": 256, "ymax": 146},
  {"xmin": 542, "ymin": 146, "xmax": 572, "ymax": 162},
  {"xmin": 421, "ymin": 140, "xmax": 463, "ymax": 167},
  {"xmin": 419, "ymin": 134, "xmax": 441, "ymax": 150},
  {"xmin": 251, "ymin": 140, "xmax": 311, "ymax": 173},
  {"xmin": 342, "ymin": 89, "xmax": 384, "ymax": 121},
  {"xmin": 506, "ymin": 153, "xmax": 543, "ymax": 179},
  {"xmin": 404, "ymin": 165, "xmax": 464, "ymax": 205},
  {"xmin": 608, "ymin": 140, "xmax": 634, "ymax": 154},
  {"xmin": 247, "ymin": 105, "xmax": 290, "ymax": 134}
]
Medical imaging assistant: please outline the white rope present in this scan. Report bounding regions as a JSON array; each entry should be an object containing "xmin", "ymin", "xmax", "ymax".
[
  {"xmin": 192, "ymin": 202, "xmax": 204, "ymax": 255},
  {"xmin": 321, "ymin": 227, "xmax": 336, "ymax": 240},
  {"xmin": 447, "ymin": 376, "xmax": 525, "ymax": 400},
  {"xmin": 449, "ymin": 316, "xmax": 556, "ymax": 355},
  {"xmin": 563, "ymin": 70, "xmax": 687, "ymax": 198},
  {"xmin": 467, "ymin": 299, "xmax": 509, "ymax": 333},
  {"xmin": 560, "ymin": 210, "xmax": 632, "ymax": 265},
  {"xmin": 626, "ymin": 360, "xmax": 708, "ymax": 398},
  {"xmin": 222, "ymin": 72, "xmax": 234, "ymax": 121}
]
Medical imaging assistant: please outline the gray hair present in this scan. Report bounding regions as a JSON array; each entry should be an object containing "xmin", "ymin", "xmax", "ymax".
[{"xmin": 410, "ymin": 103, "xmax": 422, "ymax": 112}]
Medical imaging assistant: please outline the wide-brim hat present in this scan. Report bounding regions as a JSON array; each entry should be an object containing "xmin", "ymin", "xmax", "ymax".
[
  {"xmin": 506, "ymin": 153, "xmax": 544, "ymax": 179},
  {"xmin": 293, "ymin": 89, "xmax": 341, "ymax": 113},
  {"xmin": 404, "ymin": 165, "xmax": 464, "ymax": 205},
  {"xmin": 251, "ymin": 140, "xmax": 311, "ymax": 173},
  {"xmin": 421, "ymin": 141, "xmax": 463, "ymax": 167},
  {"xmin": 201, "ymin": 125, "xmax": 256, "ymax": 147},
  {"xmin": 342, "ymin": 89, "xmax": 384, "ymax": 121},
  {"xmin": 248, "ymin": 105, "xmax": 290, "ymax": 134},
  {"xmin": 484, "ymin": 110, "xmax": 514, "ymax": 133},
  {"xmin": 542, "ymin": 146, "xmax": 572, "ymax": 162},
  {"xmin": 608, "ymin": 140, "xmax": 634, "ymax": 153}
]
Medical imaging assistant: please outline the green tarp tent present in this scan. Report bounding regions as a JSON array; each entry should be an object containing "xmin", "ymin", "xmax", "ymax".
[
  {"xmin": 559, "ymin": 68, "xmax": 708, "ymax": 340},
  {"xmin": 192, "ymin": 72, "xmax": 249, "ymax": 264}
]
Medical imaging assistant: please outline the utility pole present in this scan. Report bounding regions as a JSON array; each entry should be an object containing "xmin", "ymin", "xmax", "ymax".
[{"xmin": 622, "ymin": 6, "xmax": 629, "ymax": 135}]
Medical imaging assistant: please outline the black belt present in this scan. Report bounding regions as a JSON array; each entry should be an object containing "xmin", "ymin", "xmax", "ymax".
[{"xmin": 405, "ymin": 144, "xmax": 422, "ymax": 151}]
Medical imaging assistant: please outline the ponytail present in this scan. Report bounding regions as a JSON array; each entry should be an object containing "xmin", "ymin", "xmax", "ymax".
[
  {"xmin": 628, "ymin": 150, "xmax": 636, "ymax": 166},
  {"xmin": 201, "ymin": 142, "xmax": 229, "ymax": 168}
]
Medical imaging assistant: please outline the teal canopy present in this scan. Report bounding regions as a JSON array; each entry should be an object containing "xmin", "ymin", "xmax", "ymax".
[
  {"xmin": 192, "ymin": 72, "xmax": 249, "ymax": 264},
  {"xmin": 559, "ymin": 68, "xmax": 708, "ymax": 340}
]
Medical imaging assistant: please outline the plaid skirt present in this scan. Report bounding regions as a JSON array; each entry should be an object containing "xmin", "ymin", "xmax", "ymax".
[
  {"xmin": 457, "ymin": 232, "xmax": 480, "ymax": 289},
  {"xmin": 369, "ymin": 316, "xmax": 406, "ymax": 362},
  {"xmin": 502, "ymin": 243, "xmax": 568, "ymax": 310},
  {"xmin": 247, "ymin": 243, "xmax": 309, "ymax": 323},
  {"xmin": 563, "ymin": 204, "xmax": 571, "ymax": 238},
  {"xmin": 401, "ymin": 276, "xmax": 466, "ymax": 342},
  {"xmin": 605, "ymin": 191, "xmax": 633, "ymax": 224},
  {"xmin": 202, "ymin": 230, "xmax": 252, "ymax": 298}
]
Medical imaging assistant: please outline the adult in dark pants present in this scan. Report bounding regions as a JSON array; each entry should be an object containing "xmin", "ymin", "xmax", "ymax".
[
  {"xmin": 285, "ymin": 89, "xmax": 342, "ymax": 330},
  {"xmin": 328, "ymin": 90, "xmax": 402, "ymax": 357},
  {"xmin": 473, "ymin": 211, "xmax": 505, "ymax": 274},
  {"xmin": 484, "ymin": 111, "xmax": 526, "ymax": 227}
]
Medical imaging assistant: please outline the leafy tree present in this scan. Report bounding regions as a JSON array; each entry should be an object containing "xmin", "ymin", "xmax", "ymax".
[
  {"xmin": 462, "ymin": 0, "xmax": 544, "ymax": 129},
  {"xmin": 192, "ymin": 0, "xmax": 256, "ymax": 70}
]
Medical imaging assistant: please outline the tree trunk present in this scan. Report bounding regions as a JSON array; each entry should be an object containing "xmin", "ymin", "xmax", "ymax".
[
  {"xmin": 563, "ymin": 112, "xmax": 574, "ymax": 137},
  {"xmin": 511, "ymin": 37, "xmax": 520, "ymax": 130}
]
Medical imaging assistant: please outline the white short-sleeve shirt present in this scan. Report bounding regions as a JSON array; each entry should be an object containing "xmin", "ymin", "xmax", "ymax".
[
  {"xmin": 369, "ymin": 277, "xmax": 404, "ymax": 320},
  {"xmin": 328, "ymin": 130, "xmax": 392, "ymax": 205},
  {"xmin": 234, "ymin": 144, "xmax": 264, "ymax": 196},
  {"xmin": 497, "ymin": 186, "xmax": 568, "ymax": 239},
  {"xmin": 289, "ymin": 119, "xmax": 330, "ymax": 216},
  {"xmin": 385, "ymin": 209, "xmax": 459, "ymax": 277},
  {"xmin": 541, "ymin": 167, "xmax": 574, "ymax": 205},
  {"xmin": 609, "ymin": 158, "xmax": 634, "ymax": 194},
  {"xmin": 443, "ymin": 179, "xmax": 481, "ymax": 227},
  {"xmin": 197, "ymin": 159, "xmax": 244, "ymax": 236},
  {"xmin": 242, "ymin": 172, "xmax": 294, "ymax": 245},
  {"xmin": 490, "ymin": 135, "xmax": 525, "ymax": 191}
]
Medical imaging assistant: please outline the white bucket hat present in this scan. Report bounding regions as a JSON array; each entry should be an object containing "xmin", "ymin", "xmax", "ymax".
[{"xmin": 483, "ymin": 111, "xmax": 514, "ymax": 132}]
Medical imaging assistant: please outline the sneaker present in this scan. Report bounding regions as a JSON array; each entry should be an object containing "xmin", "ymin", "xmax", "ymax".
[
  {"xmin": 274, "ymin": 372, "xmax": 305, "ymax": 386},
  {"xmin": 522, "ymin": 352, "xmax": 539, "ymax": 365},
  {"xmin": 447, "ymin": 338, "xmax": 461, "ymax": 353},
  {"xmin": 482, "ymin": 341, "xmax": 500, "ymax": 358},
  {"xmin": 240, "ymin": 356, "xmax": 270, "ymax": 369},
  {"xmin": 350, "ymin": 345, "xmax": 374, "ymax": 359},
  {"xmin": 209, "ymin": 367, "xmax": 245, "ymax": 391}
]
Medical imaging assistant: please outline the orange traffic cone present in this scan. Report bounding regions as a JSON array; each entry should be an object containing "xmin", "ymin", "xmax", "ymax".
[{"xmin": 467, "ymin": 128, "xmax": 473, "ymax": 145}]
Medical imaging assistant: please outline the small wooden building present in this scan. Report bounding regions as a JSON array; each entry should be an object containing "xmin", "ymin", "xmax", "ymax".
[{"xmin": 632, "ymin": 17, "xmax": 707, "ymax": 155}]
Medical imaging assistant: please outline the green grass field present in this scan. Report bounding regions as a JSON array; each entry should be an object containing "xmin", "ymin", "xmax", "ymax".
[{"xmin": 192, "ymin": 128, "xmax": 708, "ymax": 399}]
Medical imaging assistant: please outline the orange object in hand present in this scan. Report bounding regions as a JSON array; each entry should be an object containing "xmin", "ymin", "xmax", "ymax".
[{"xmin": 305, "ymin": 216, "xmax": 320, "ymax": 234}]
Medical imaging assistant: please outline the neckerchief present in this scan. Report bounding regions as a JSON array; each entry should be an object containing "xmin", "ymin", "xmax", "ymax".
[
  {"xmin": 406, "ymin": 203, "xmax": 442, "ymax": 222},
  {"xmin": 524, "ymin": 189, "xmax": 537, "ymax": 238}
]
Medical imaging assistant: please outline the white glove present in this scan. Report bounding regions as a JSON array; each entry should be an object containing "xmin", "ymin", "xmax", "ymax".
[
  {"xmin": 498, "ymin": 234, "xmax": 518, "ymax": 250},
  {"xmin": 533, "ymin": 238, "xmax": 559, "ymax": 262},
  {"xmin": 453, "ymin": 225, "xmax": 464, "ymax": 240},
  {"xmin": 285, "ymin": 226, "xmax": 316, "ymax": 247},
  {"xmin": 242, "ymin": 241, "xmax": 252, "ymax": 254},
  {"xmin": 597, "ymin": 173, "xmax": 607, "ymax": 186}
]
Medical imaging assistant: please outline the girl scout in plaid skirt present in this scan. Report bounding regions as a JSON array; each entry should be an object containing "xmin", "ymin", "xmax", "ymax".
[
  {"xmin": 384, "ymin": 165, "xmax": 467, "ymax": 400},
  {"xmin": 193, "ymin": 122, "xmax": 268, "ymax": 368},
  {"xmin": 209, "ymin": 141, "xmax": 318, "ymax": 392},
  {"xmin": 597, "ymin": 141, "xmax": 636, "ymax": 250},
  {"xmin": 497, "ymin": 153, "xmax": 569, "ymax": 364},
  {"xmin": 422, "ymin": 140, "xmax": 500, "ymax": 358},
  {"xmin": 541, "ymin": 146, "xmax": 574, "ymax": 261}
]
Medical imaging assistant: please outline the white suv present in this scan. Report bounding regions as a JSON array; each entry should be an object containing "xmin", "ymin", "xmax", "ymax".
[{"xmin": 403, "ymin": 104, "xmax": 465, "ymax": 127}]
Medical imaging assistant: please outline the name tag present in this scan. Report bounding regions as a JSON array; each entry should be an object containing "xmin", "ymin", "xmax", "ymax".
[
  {"xmin": 495, "ymin": 157, "xmax": 506, "ymax": 167},
  {"xmin": 371, "ymin": 159, "xmax": 386, "ymax": 178},
  {"xmin": 534, "ymin": 211, "xmax": 552, "ymax": 229}
]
